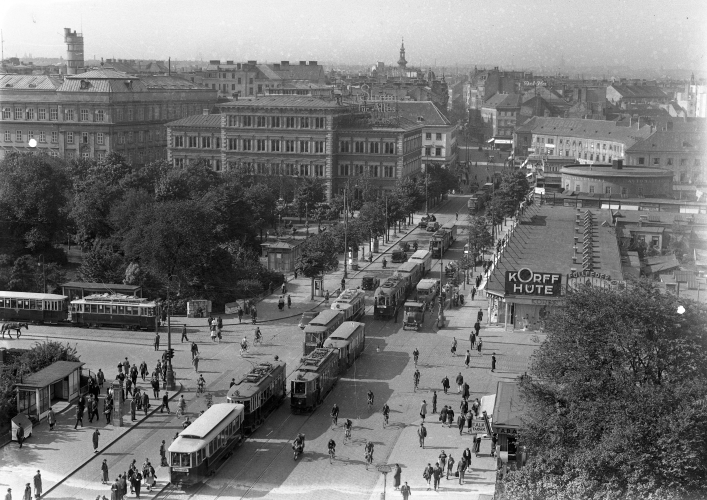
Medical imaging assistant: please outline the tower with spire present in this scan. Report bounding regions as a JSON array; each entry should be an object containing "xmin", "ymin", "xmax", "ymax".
[{"xmin": 398, "ymin": 38, "xmax": 407, "ymax": 71}]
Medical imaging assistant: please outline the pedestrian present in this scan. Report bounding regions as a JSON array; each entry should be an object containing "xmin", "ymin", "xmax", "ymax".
[
  {"xmin": 393, "ymin": 463, "xmax": 401, "ymax": 490},
  {"xmin": 210, "ymin": 326, "xmax": 217, "ymax": 342},
  {"xmin": 465, "ymin": 350, "xmax": 471, "ymax": 368},
  {"xmin": 447, "ymin": 406, "xmax": 456, "ymax": 427},
  {"xmin": 193, "ymin": 354, "xmax": 199, "ymax": 373},
  {"xmin": 467, "ymin": 410, "xmax": 474, "ymax": 433},
  {"xmin": 151, "ymin": 377, "xmax": 160, "ymax": 399},
  {"xmin": 74, "ymin": 405, "xmax": 84, "ymax": 429},
  {"xmin": 101, "ymin": 459, "xmax": 109, "ymax": 485},
  {"xmin": 130, "ymin": 398, "xmax": 137, "ymax": 422},
  {"xmin": 142, "ymin": 391, "xmax": 150, "ymax": 417},
  {"xmin": 341, "ymin": 278, "xmax": 345, "ymax": 291},
  {"xmin": 325, "ymin": 290, "xmax": 329, "ymax": 303},
  {"xmin": 87, "ymin": 395, "xmax": 95, "ymax": 423},
  {"xmin": 104, "ymin": 399, "xmax": 113, "ymax": 423},
  {"xmin": 458, "ymin": 458, "xmax": 467, "ymax": 484},
  {"xmin": 278, "ymin": 295, "xmax": 284, "ymax": 311},
  {"xmin": 477, "ymin": 308, "xmax": 483, "ymax": 322},
  {"xmin": 97, "ymin": 368, "xmax": 105, "ymax": 389},
  {"xmin": 441, "ymin": 375, "xmax": 449, "ymax": 394},
  {"xmin": 161, "ymin": 393, "xmax": 170, "ymax": 414},
  {"xmin": 287, "ymin": 294, "xmax": 291, "ymax": 309},
  {"xmin": 93, "ymin": 428, "xmax": 100, "ymax": 452},
  {"xmin": 491, "ymin": 433, "xmax": 498, "ymax": 457},
  {"xmin": 446, "ymin": 454, "xmax": 455, "ymax": 479},
  {"xmin": 419, "ymin": 400, "xmax": 427, "ymax": 422},
  {"xmin": 282, "ymin": 283, "xmax": 287, "ymax": 295},
  {"xmin": 191, "ymin": 342, "xmax": 199, "ymax": 360},
  {"xmin": 140, "ymin": 361, "xmax": 148, "ymax": 381},
  {"xmin": 154, "ymin": 332, "xmax": 160, "ymax": 351},
  {"xmin": 474, "ymin": 320, "xmax": 481, "ymax": 336},
  {"xmin": 181, "ymin": 325, "xmax": 188, "ymax": 343},
  {"xmin": 455, "ymin": 212, "xmax": 458, "ymax": 221},
  {"xmin": 432, "ymin": 390, "xmax": 437, "ymax": 414},
  {"xmin": 471, "ymin": 286, "xmax": 476, "ymax": 301},
  {"xmin": 4, "ymin": 488, "xmax": 10, "ymax": 500},
  {"xmin": 463, "ymin": 382, "xmax": 470, "ymax": 401},
  {"xmin": 477, "ymin": 338, "xmax": 483, "ymax": 354},
  {"xmin": 132, "ymin": 471, "xmax": 142, "ymax": 499},
  {"xmin": 423, "ymin": 463, "xmax": 433, "ymax": 490},
  {"xmin": 237, "ymin": 306, "xmax": 243, "ymax": 323},
  {"xmin": 451, "ymin": 337, "xmax": 457, "ymax": 356},
  {"xmin": 400, "ymin": 482, "xmax": 411, "ymax": 500},
  {"xmin": 461, "ymin": 398, "xmax": 468, "ymax": 415},
  {"xmin": 33, "ymin": 471, "xmax": 42, "ymax": 499},
  {"xmin": 125, "ymin": 378, "xmax": 133, "ymax": 398},
  {"xmin": 463, "ymin": 447, "xmax": 472, "ymax": 465},
  {"xmin": 22, "ymin": 484, "xmax": 30, "ymax": 500},
  {"xmin": 492, "ymin": 352, "xmax": 497, "ymax": 372},
  {"xmin": 438, "ymin": 450, "xmax": 447, "ymax": 472},
  {"xmin": 433, "ymin": 462, "xmax": 443, "ymax": 491},
  {"xmin": 47, "ymin": 407, "xmax": 56, "ymax": 431},
  {"xmin": 131, "ymin": 366, "xmax": 138, "ymax": 387},
  {"xmin": 123, "ymin": 357, "xmax": 130, "ymax": 373},
  {"xmin": 457, "ymin": 413, "xmax": 465, "ymax": 435},
  {"xmin": 440, "ymin": 405, "xmax": 447, "ymax": 424},
  {"xmin": 160, "ymin": 440, "xmax": 168, "ymax": 467},
  {"xmin": 120, "ymin": 474, "xmax": 127, "ymax": 497},
  {"xmin": 417, "ymin": 423, "xmax": 427, "ymax": 448},
  {"xmin": 456, "ymin": 372, "xmax": 463, "ymax": 393}
]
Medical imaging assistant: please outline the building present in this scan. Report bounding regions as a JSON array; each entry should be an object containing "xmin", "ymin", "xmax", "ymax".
[
  {"xmin": 624, "ymin": 130, "xmax": 706, "ymax": 186},
  {"xmin": 560, "ymin": 161, "xmax": 673, "ymax": 197},
  {"xmin": 606, "ymin": 84, "xmax": 669, "ymax": 107},
  {"xmin": 480, "ymin": 93, "xmax": 522, "ymax": 146},
  {"xmin": 166, "ymin": 95, "xmax": 424, "ymax": 200},
  {"xmin": 0, "ymin": 69, "xmax": 217, "ymax": 161},
  {"xmin": 485, "ymin": 203, "xmax": 624, "ymax": 330},
  {"xmin": 63, "ymin": 28, "xmax": 84, "ymax": 75},
  {"xmin": 260, "ymin": 238, "xmax": 305, "ymax": 273},
  {"xmin": 492, "ymin": 381, "xmax": 528, "ymax": 467},
  {"xmin": 15, "ymin": 360, "xmax": 85, "ymax": 423},
  {"xmin": 396, "ymin": 101, "xmax": 458, "ymax": 170},
  {"xmin": 513, "ymin": 117, "xmax": 653, "ymax": 164}
]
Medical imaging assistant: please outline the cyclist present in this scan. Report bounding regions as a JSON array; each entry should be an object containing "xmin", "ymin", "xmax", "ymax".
[
  {"xmin": 254, "ymin": 327, "xmax": 262, "ymax": 344},
  {"xmin": 293, "ymin": 433, "xmax": 305, "ymax": 452},
  {"xmin": 330, "ymin": 404, "xmax": 339, "ymax": 427},
  {"xmin": 364, "ymin": 440, "xmax": 374, "ymax": 469},
  {"xmin": 413, "ymin": 348, "xmax": 419, "ymax": 366},
  {"xmin": 382, "ymin": 403, "xmax": 390, "ymax": 427},
  {"xmin": 197, "ymin": 374, "xmax": 206, "ymax": 394},
  {"xmin": 367, "ymin": 390, "xmax": 374, "ymax": 410},
  {"xmin": 413, "ymin": 369, "xmax": 420, "ymax": 392},
  {"xmin": 344, "ymin": 418, "xmax": 353, "ymax": 442},
  {"xmin": 328, "ymin": 438, "xmax": 336, "ymax": 463},
  {"xmin": 240, "ymin": 337, "xmax": 248, "ymax": 355}
]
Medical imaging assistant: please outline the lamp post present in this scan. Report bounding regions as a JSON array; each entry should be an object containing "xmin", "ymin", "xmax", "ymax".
[
  {"xmin": 37, "ymin": 255, "xmax": 46, "ymax": 293},
  {"xmin": 164, "ymin": 275, "xmax": 178, "ymax": 390},
  {"xmin": 343, "ymin": 187, "xmax": 348, "ymax": 279}
]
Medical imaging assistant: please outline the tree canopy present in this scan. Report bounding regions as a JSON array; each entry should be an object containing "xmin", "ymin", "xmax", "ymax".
[{"xmin": 502, "ymin": 283, "xmax": 707, "ymax": 500}]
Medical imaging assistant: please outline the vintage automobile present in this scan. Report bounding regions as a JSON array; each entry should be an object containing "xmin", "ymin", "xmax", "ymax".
[
  {"xmin": 402, "ymin": 301, "xmax": 425, "ymax": 331},
  {"xmin": 426, "ymin": 221, "xmax": 440, "ymax": 232},
  {"xmin": 391, "ymin": 249, "xmax": 407, "ymax": 263},
  {"xmin": 419, "ymin": 214, "xmax": 436, "ymax": 227},
  {"xmin": 361, "ymin": 275, "xmax": 380, "ymax": 291}
]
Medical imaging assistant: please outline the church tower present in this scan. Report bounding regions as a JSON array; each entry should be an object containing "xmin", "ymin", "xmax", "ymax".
[{"xmin": 397, "ymin": 38, "xmax": 407, "ymax": 70}]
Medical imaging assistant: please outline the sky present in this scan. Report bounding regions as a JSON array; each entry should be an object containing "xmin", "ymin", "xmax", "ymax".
[{"xmin": 1, "ymin": 0, "xmax": 706, "ymax": 72}]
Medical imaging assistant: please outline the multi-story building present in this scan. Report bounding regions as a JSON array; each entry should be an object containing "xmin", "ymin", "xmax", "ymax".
[
  {"xmin": 480, "ymin": 93, "xmax": 522, "ymax": 145},
  {"xmin": 625, "ymin": 130, "xmax": 706, "ymax": 185},
  {"xmin": 395, "ymin": 101, "xmax": 458, "ymax": 169},
  {"xmin": 166, "ymin": 95, "xmax": 423, "ymax": 200},
  {"xmin": 606, "ymin": 84, "xmax": 669, "ymax": 107},
  {"xmin": 513, "ymin": 117, "xmax": 653, "ymax": 164},
  {"xmin": 0, "ymin": 69, "xmax": 217, "ymax": 162}
]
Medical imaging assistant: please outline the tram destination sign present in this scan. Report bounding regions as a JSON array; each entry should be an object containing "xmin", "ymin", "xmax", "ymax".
[{"xmin": 505, "ymin": 268, "xmax": 562, "ymax": 296}]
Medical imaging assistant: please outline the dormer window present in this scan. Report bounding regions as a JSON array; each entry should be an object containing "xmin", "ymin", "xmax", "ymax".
[
  {"xmin": 80, "ymin": 80, "xmax": 90, "ymax": 90},
  {"xmin": 125, "ymin": 80, "xmax": 133, "ymax": 90}
]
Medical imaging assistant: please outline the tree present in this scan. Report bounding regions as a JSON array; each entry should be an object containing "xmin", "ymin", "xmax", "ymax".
[
  {"xmin": 0, "ymin": 152, "xmax": 70, "ymax": 252},
  {"xmin": 242, "ymin": 183, "xmax": 277, "ymax": 239},
  {"xmin": 296, "ymin": 232, "xmax": 339, "ymax": 299},
  {"xmin": 154, "ymin": 161, "xmax": 219, "ymax": 202},
  {"xmin": 358, "ymin": 201, "xmax": 386, "ymax": 241},
  {"xmin": 394, "ymin": 177, "xmax": 425, "ymax": 220},
  {"xmin": 294, "ymin": 178, "xmax": 325, "ymax": 217},
  {"xmin": 77, "ymin": 241, "xmax": 126, "ymax": 284},
  {"xmin": 496, "ymin": 170, "xmax": 530, "ymax": 217},
  {"xmin": 466, "ymin": 215, "xmax": 493, "ymax": 261},
  {"xmin": 502, "ymin": 283, "xmax": 707, "ymax": 500}
]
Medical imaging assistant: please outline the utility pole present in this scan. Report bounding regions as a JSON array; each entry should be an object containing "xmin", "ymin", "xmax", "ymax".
[
  {"xmin": 344, "ymin": 188, "xmax": 348, "ymax": 279},
  {"xmin": 385, "ymin": 194, "xmax": 389, "ymax": 243},
  {"xmin": 425, "ymin": 173, "xmax": 429, "ymax": 214}
]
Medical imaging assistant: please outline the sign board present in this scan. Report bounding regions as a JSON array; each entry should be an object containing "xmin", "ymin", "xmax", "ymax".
[
  {"xmin": 505, "ymin": 268, "xmax": 562, "ymax": 296},
  {"xmin": 471, "ymin": 419, "xmax": 487, "ymax": 434},
  {"xmin": 172, "ymin": 467, "xmax": 189, "ymax": 473},
  {"xmin": 566, "ymin": 270, "xmax": 625, "ymax": 291}
]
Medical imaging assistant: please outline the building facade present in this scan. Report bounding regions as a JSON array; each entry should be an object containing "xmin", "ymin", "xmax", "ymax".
[
  {"xmin": 480, "ymin": 93, "xmax": 522, "ymax": 144},
  {"xmin": 625, "ymin": 130, "xmax": 705, "ymax": 185},
  {"xmin": 560, "ymin": 162, "xmax": 673, "ymax": 197},
  {"xmin": 606, "ymin": 84, "xmax": 669, "ymax": 107},
  {"xmin": 0, "ymin": 69, "xmax": 217, "ymax": 162},
  {"xmin": 396, "ymin": 101, "xmax": 458, "ymax": 170}
]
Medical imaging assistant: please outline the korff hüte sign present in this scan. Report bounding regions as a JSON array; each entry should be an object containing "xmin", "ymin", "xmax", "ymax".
[{"xmin": 505, "ymin": 268, "xmax": 563, "ymax": 296}]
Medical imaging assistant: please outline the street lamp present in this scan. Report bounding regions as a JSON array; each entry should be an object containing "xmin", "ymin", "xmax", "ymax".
[{"xmin": 164, "ymin": 275, "xmax": 179, "ymax": 390}]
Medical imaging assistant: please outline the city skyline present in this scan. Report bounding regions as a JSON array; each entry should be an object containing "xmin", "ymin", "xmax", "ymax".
[{"xmin": 2, "ymin": 0, "xmax": 706, "ymax": 72}]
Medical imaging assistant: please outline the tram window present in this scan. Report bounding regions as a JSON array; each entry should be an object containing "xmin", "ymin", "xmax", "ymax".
[
  {"xmin": 131, "ymin": 306, "xmax": 139, "ymax": 315},
  {"xmin": 118, "ymin": 306, "xmax": 125, "ymax": 315},
  {"xmin": 30, "ymin": 300, "xmax": 36, "ymax": 309},
  {"xmin": 96, "ymin": 304, "xmax": 103, "ymax": 313},
  {"xmin": 10, "ymin": 299, "xmax": 16, "ymax": 308}
]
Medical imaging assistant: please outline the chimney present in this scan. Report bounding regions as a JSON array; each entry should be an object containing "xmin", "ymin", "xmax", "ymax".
[
  {"xmin": 247, "ymin": 60, "xmax": 257, "ymax": 65},
  {"xmin": 274, "ymin": 64, "xmax": 280, "ymax": 70},
  {"xmin": 226, "ymin": 60, "xmax": 234, "ymax": 65},
  {"xmin": 309, "ymin": 61, "xmax": 318, "ymax": 66},
  {"xmin": 612, "ymin": 159, "xmax": 623, "ymax": 170},
  {"xmin": 299, "ymin": 61, "xmax": 306, "ymax": 65},
  {"xmin": 281, "ymin": 61, "xmax": 289, "ymax": 66}
]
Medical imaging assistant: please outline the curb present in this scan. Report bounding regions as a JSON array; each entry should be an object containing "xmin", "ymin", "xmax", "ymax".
[{"xmin": 40, "ymin": 383, "xmax": 183, "ymax": 499}]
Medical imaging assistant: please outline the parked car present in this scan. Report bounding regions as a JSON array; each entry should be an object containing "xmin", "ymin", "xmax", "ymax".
[
  {"xmin": 362, "ymin": 275, "xmax": 380, "ymax": 291},
  {"xmin": 391, "ymin": 250, "xmax": 408, "ymax": 263},
  {"xmin": 419, "ymin": 214, "xmax": 436, "ymax": 227},
  {"xmin": 298, "ymin": 311, "xmax": 319, "ymax": 329},
  {"xmin": 426, "ymin": 221, "xmax": 440, "ymax": 232}
]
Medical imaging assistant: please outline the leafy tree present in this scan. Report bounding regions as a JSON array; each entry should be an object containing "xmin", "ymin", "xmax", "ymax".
[
  {"xmin": 7, "ymin": 255, "xmax": 39, "ymax": 292},
  {"xmin": 394, "ymin": 177, "xmax": 425, "ymax": 219},
  {"xmin": 154, "ymin": 161, "xmax": 219, "ymax": 202},
  {"xmin": 0, "ymin": 152, "xmax": 70, "ymax": 251},
  {"xmin": 294, "ymin": 178, "xmax": 325, "ymax": 217},
  {"xmin": 502, "ymin": 283, "xmax": 707, "ymax": 500},
  {"xmin": 358, "ymin": 201, "xmax": 386, "ymax": 240},
  {"xmin": 77, "ymin": 241, "xmax": 126, "ymax": 284},
  {"xmin": 242, "ymin": 183, "xmax": 277, "ymax": 239},
  {"xmin": 466, "ymin": 215, "xmax": 493, "ymax": 260},
  {"xmin": 296, "ymin": 231, "xmax": 339, "ymax": 299},
  {"xmin": 496, "ymin": 170, "xmax": 530, "ymax": 217}
]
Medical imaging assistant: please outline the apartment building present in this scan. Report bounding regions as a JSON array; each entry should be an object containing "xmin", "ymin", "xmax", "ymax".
[{"xmin": 396, "ymin": 101, "xmax": 458, "ymax": 169}]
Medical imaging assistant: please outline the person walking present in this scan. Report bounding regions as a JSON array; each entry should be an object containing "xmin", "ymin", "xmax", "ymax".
[
  {"xmin": 433, "ymin": 462, "xmax": 443, "ymax": 491},
  {"xmin": 92, "ymin": 428, "xmax": 100, "ymax": 453},
  {"xmin": 458, "ymin": 457, "xmax": 467, "ymax": 484},
  {"xmin": 441, "ymin": 375, "xmax": 450, "ymax": 394},
  {"xmin": 160, "ymin": 441, "xmax": 168, "ymax": 467},
  {"xmin": 154, "ymin": 332, "xmax": 160, "ymax": 351},
  {"xmin": 177, "ymin": 395, "xmax": 187, "ymax": 417},
  {"xmin": 161, "ymin": 393, "xmax": 171, "ymax": 414},
  {"xmin": 440, "ymin": 405, "xmax": 448, "ymax": 424},
  {"xmin": 237, "ymin": 306, "xmax": 243, "ymax": 324},
  {"xmin": 471, "ymin": 286, "xmax": 476, "ymax": 301},
  {"xmin": 74, "ymin": 405, "xmax": 84, "ymax": 429},
  {"xmin": 33, "ymin": 471, "xmax": 41, "ymax": 499},
  {"xmin": 131, "ymin": 471, "xmax": 142, "ymax": 499},
  {"xmin": 451, "ymin": 337, "xmax": 457, "ymax": 356},
  {"xmin": 461, "ymin": 398, "xmax": 468, "ymax": 415},
  {"xmin": 192, "ymin": 354, "xmax": 200, "ymax": 373},
  {"xmin": 22, "ymin": 484, "xmax": 30, "ymax": 500},
  {"xmin": 287, "ymin": 294, "xmax": 291, "ymax": 309},
  {"xmin": 142, "ymin": 391, "xmax": 150, "ymax": 417},
  {"xmin": 417, "ymin": 423, "xmax": 427, "ymax": 448},
  {"xmin": 125, "ymin": 378, "xmax": 133, "ymax": 398},
  {"xmin": 457, "ymin": 413, "xmax": 465, "ymax": 435},
  {"xmin": 492, "ymin": 352, "xmax": 497, "ymax": 372},
  {"xmin": 140, "ymin": 361, "xmax": 148, "ymax": 381},
  {"xmin": 393, "ymin": 464, "xmax": 401, "ymax": 490},
  {"xmin": 97, "ymin": 368, "xmax": 105, "ymax": 390},
  {"xmin": 477, "ymin": 308, "xmax": 483, "ymax": 322},
  {"xmin": 400, "ymin": 482, "xmax": 411, "ymax": 500},
  {"xmin": 191, "ymin": 342, "xmax": 199, "ymax": 360},
  {"xmin": 180, "ymin": 325, "xmax": 189, "ymax": 343},
  {"xmin": 477, "ymin": 338, "xmax": 483, "ymax": 354},
  {"xmin": 419, "ymin": 400, "xmax": 427, "ymax": 422},
  {"xmin": 47, "ymin": 407, "xmax": 56, "ymax": 431},
  {"xmin": 474, "ymin": 320, "xmax": 481, "ymax": 336},
  {"xmin": 438, "ymin": 450, "xmax": 447, "ymax": 473},
  {"xmin": 130, "ymin": 398, "xmax": 137, "ymax": 422},
  {"xmin": 465, "ymin": 350, "xmax": 471, "ymax": 368},
  {"xmin": 151, "ymin": 377, "xmax": 160, "ymax": 400},
  {"xmin": 101, "ymin": 460, "xmax": 109, "ymax": 485},
  {"xmin": 423, "ymin": 463, "xmax": 433, "ymax": 490},
  {"xmin": 432, "ymin": 390, "xmax": 437, "ymax": 414},
  {"xmin": 456, "ymin": 372, "xmax": 463, "ymax": 393},
  {"xmin": 463, "ymin": 447, "xmax": 472, "ymax": 466},
  {"xmin": 446, "ymin": 454, "xmax": 455, "ymax": 479},
  {"xmin": 104, "ymin": 398, "xmax": 113, "ymax": 423},
  {"xmin": 446, "ymin": 407, "xmax": 455, "ymax": 427}
]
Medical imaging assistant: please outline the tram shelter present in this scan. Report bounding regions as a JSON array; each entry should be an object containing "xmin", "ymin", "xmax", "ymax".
[
  {"xmin": 15, "ymin": 360, "xmax": 85, "ymax": 423},
  {"xmin": 61, "ymin": 281, "xmax": 142, "ymax": 300}
]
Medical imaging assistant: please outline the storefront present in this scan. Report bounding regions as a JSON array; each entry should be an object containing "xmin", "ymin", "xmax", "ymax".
[
  {"xmin": 499, "ymin": 268, "xmax": 564, "ymax": 331},
  {"xmin": 492, "ymin": 381, "xmax": 528, "ymax": 468},
  {"xmin": 15, "ymin": 360, "xmax": 84, "ymax": 423}
]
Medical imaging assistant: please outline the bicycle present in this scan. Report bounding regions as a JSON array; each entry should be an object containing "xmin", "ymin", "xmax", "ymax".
[
  {"xmin": 328, "ymin": 447, "xmax": 335, "ymax": 464},
  {"xmin": 530, "ymin": 334, "xmax": 540, "ymax": 343},
  {"xmin": 367, "ymin": 397, "xmax": 373, "ymax": 411},
  {"xmin": 240, "ymin": 344, "xmax": 249, "ymax": 356},
  {"xmin": 254, "ymin": 335, "xmax": 262, "ymax": 346},
  {"xmin": 383, "ymin": 413, "xmax": 389, "ymax": 428},
  {"xmin": 344, "ymin": 427, "xmax": 351, "ymax": 443},
  {"xmin": 331, "ymin": 415, "xmax": 338, "ymax": 428}
]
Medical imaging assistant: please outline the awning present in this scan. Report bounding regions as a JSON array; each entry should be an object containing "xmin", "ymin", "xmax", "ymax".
[{"xmin": 495, "ymin": 139, "xmax": 512, "ymax": 144}]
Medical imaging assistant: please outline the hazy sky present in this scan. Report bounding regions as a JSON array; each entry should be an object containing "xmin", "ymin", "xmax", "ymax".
[{"xmin": 2, "ymin": 0, "xmax": 706, "ymax": 71}]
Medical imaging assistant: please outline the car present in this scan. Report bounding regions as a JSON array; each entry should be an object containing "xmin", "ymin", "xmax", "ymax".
[
  {"xmin": 298, "ymin": 311, "xmax": 319, "ymax": 329},
  {"xmin": 391, "ymin": 250, "xmax": 408, "ymax": 263},
  {"xmin": 426, "ymin": 221, "xmax": 440, "ymax": 232},
  {"xmin": 419, "ymin": 214, "xmax": 436, "ymax": 227},
  {"xmin": 362, "ymin": 275, "xmax": 380, "ymax": 291}
]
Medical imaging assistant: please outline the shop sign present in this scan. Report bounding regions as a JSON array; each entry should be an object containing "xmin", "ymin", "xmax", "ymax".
[
  {"xmin": 471, "ymin": 419, "xmax": 487, "ymax": 434},
  {"xmin": 567, "ymin": 270, "xmax": 625, "ymax": 291},
  {"xmin": 505, "ymin": 268, "xmax": 563, "ymax": 296},
  {"xmin": 494, "ymin": 426, "xmax": 519, "ymax": 435}
]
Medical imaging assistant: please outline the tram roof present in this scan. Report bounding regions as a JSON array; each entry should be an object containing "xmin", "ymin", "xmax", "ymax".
[
  {"xmin": 398, "ymin": 261, "xmax": 420, "ymax": 273},
  {"xmin": 308, "ymin": 309, "xmax": 342, "ymax": 325},
  {"xmin": 71, "ymin": 293, "xmax": 156, "ymax": 305},
  {"xmin": 176, "ymin": 403, "xmax": 242, "ymax": 440},
  {"xmin": 333, "ymin": 289, "xmax": 365, "ymax": 303},
  {"xmin": 327, "ymin": 321, "xmax": 364, "ymax": 341},
  {"xmin": 227, "ymin": 361, "xmax": 285, "ymax": 398},
  {"xmin": 0, "ymin": 291, "xmax": 67, "ymax": 300}
]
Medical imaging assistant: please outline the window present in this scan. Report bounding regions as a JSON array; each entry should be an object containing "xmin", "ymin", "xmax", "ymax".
[
  {"xmin": 384, "ymin": 165, "xmax": 394, "ymax": 177},
  {"xmin": 82, "ymin": 132, "xmax": 89, "ymax": 144},
  {"xmin": 285, "ymin": 140, "xmax": 294, "ymax": 152},
  {"xmin": 315, "ymin": 141, "xmax": 325, "ymax": 153},
  {"xmin": 51, "ymin": 131, "xmax": 58, "ymax": 143},
  {"xmin": 575, "ymin": 184, "xmax": 580, "ymax": 192},
  {"xmin": 237, "ymin": 77, "xmax": 242, "ymax": 84},
  {"xmin": 385, "ymin": 142, "xmax": 396, "ymax": 154},
  {"xmin": 425, "ymin": 147, "xmax": 431, "ymax": 156},
  {"xmin": 96, "ymin": 110, "xmax": 104, "ymax": 122},
  {"xmin": 436, "ymin": 133, "xmax": 442, "ymax": 140},
  {"xmin": 354, "ymin": 141, "xmax": 365, "ymax": 153},
  {"xmin": 37, "ymin": 108, "xmax": 47, "ymax": 120},
  {"xmin": 271, "ymin": 139, "xmax": 280, "ymax": 152},
  {"xmin": 425, "ymin": 133, "xmax": 432, "ymax": 140},
  {"xmin": 285, "ymin": 117, "xmax": 295, "ymax": 128},
  {"xmin": 65, "ymin": 109, "xmax": 75, "ymax": 121},
  {"xmin": 96, "ymin": 133, "xmax": 104, "ymax": 145},
  {"xmin": 300, "ymin": 117, "xmax": 309, "ymax": 129},
  {"xmin": 2, "ymin": 108, "xmax": 10, "ymax": 119},
  {"xmin": 315, "ymin": 117, "xmax": 325, "ymax": 129},
  {"xmin": 4, "ymin": 131, "xmax": 10, "ymax": 142},
  {"xmin": 435, "ymin": 147, "xmax": 442, "ymax": 156},
  {"xmin": 256, "ymin": 116, "xmax": 266, "ymax": 127},
  {"xmin": 638, "ymin": 157, "xmax": 645, "ymax": 165},
  {"xmin": 28, "ymin": 131, "xmax": 34, "ymax": 140},
  {"xmin": 187, "ymin": 136, "xmax": 198, "ymax": 148},
  {"xmin": 243, "ymin": 116, "xmax": 252, "ymax": 127},
  {"xmin": 605, "ymin": 186, "xmax": 611, "ymax": 195},
  {"xmin": 679, "ymin": 172, "xmax": 688, "ymax": 183},
  {"xmin": 14, "ymin": 107, "xmax": 22, "ymax": 120},
  {"xmin": 66, "ymin": 132, "xmax": 74, "ymax": 144},
  {"xmin": 256, "ymin": 139, "xmax": 266, "ymax": 151},
  {"xmin": 25, "ymin": 108, "xmax": 35, "ymax": 120},
  {"xmin": 118, "ymin": 133, "xmax": 125, "ymax": 145},
  {"xmin": 621, "ymin": 187, "xmax": 628, "ymax": 195},
  {"xmin": 80, "ymin": 109, "xmax": 89, "ymax": 121},
  {"xmin": 369, "ymin": 142, "xmax": 379, "ymax": 154},
  {"xmin": 202, "ymin": 136, "xmax": 212, "ymax": 149},
  {"xmin": 82, "ymin": 152, "xmax": 90, "ymax": 160},
  {"xmin": 300, "ymin": 140, "xmax": 309, "ymax": 153},
  {"xmin": 653, "ymin": 158, "xmax": 660, "ymax": 165},
  {"xmin": 340, "ymin": 141, "xmax": 350, "ymax": 153},
  {"xmin": 666, "ymin": 158, "xmax": 673, "ymax": 166},
  {"xmin": 589, "ymin": 185, "xmax": 594, "ymax": 194},
  {"xmin": 314, "ymin": 165, "xmax": 324, "ymax": 177},
  {"xmin": 227, "ymin": 138, "xmax": 237, "ymax": 150},
  {"xmin": 242, "ymin": 139, "xmax": 252, "ymax": 151},
  {"xmin": 271, "ymin": 117, "xmax": 281, "ymax": 128}
]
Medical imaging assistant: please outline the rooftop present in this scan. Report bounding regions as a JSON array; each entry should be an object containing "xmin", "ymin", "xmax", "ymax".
[
  {"xmin": 166, "ymin": 114, "xmax": 221, "ymax": 128},
  {"xmin": 626, "ymin": 130, "xmax": 706, "ymax": 154},
  {"xmin": 177, "ymin": 404, "xmax": 238, "ymax": 439},
  {"xmin": 219, "ymin": 95, "xmax": 349, "ymax": 110},
  {"xmin": 560, "ymin": 164, "xmax": 673, "ymax": 178},
  {"xmin": 492, "ymin": 381, "xmax": 526, "ymax": 428},
  {"xmin": 609, "ymin": 84, "xmax": 668, "ymax": 99},
  {"xmin": 482, "ymin": 92, "xmax": 522, "ymax": 109},
  {"xmin": 16, "ymin": 361, "xmax": 85, "ymax": 389},
  {"xmin": 0, "ymin": 74, "xmax": 62, "ymax": 90},
  {"xmin": 395, "ymin": 101, "xmax": 451, "ymax": 126},
  {"xmin": 515, "ymin": 116, "xmax": 653, "ymax": 147}
]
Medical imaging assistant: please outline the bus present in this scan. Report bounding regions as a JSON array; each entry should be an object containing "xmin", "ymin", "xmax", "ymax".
[
  {"xmin": 397, "ymin": 261, "xmax": 423, "ymax": 294},
  {"xmin": 331, "ymin": 289, "xmax": 366, "ymax": 322},
  {"xmin": 410, "ymin": 250, "xmax": 432, "ymax": 276},
  {"xmin": 416, "ymin": 278, "xmax": 440, "ymax": 306},
  {"xmin": 323, "ymin": 322, "xmax": 366, "ymax": 374},
  {"xmin": 303, "ymin": 309, "xmax": 344, "ymax": 356},
  {"xmin": 0, "ymin": 291, "xmax": 68, "ymax": 324},
  {"xmin": 290, "ymin": 348, "xmax": 339, "ymax": 414},
  {"xmin": 168, "ymin": 403, "xmax": 244, "ymax": 487},
  {"xmin": 70, "ymin": 294, "xmax": 160, "ymax": 331},
  {"xmin": 226, "ymin": 360, "xmax": 286, "ymax": 435}
]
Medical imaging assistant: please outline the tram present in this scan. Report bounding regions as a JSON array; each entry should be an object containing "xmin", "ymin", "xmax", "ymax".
[
  {"xmin": 323, "ymin": 321, "xmax": 366, "ymax": 374},
  {"xmin": 302, "ymin": 310, "xmax": 344, "ymax": 356},
  {"xmin": 429, "ymin": 229, "xmax": 452, "ymax": 258},
  {"xmin": 373, "ymin": 275, "xmax": 407, "ymax": 320},
  {"xmin": 409, "ymin": 249, "xmax": 432, "ymax": 276},
  {"xmin": 441, "ymin": 221, "xmax": 458, "ymax": 242},
  {"xmin": 70, "ymin": 294, "xmax": 160, "ymax": 331},
  {"xmin": 168, "ymin": 403, "xmax": 244, "ymax": 488},
  {"xmin": 290, "ymin": 348, "xmax": 339, "ymax": 414},
  {"xmin": 397, "ymin": 261, "xmax": 423, "ymax": 294},
  {"xmin": 331, "ymin": 289, "xmax": 366, "ymax": 322},
  {"xmin": 0, "ymin": 291, "xmax": 69, "ymax": 324},
  {"xmin": 226, "ymin": 360, "xmax": 286, "ymax": 435}
]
